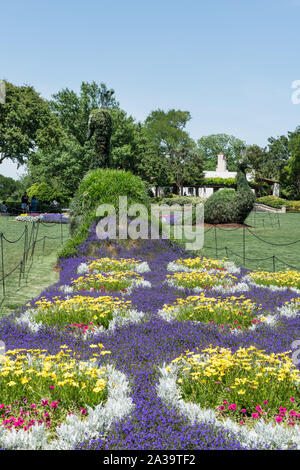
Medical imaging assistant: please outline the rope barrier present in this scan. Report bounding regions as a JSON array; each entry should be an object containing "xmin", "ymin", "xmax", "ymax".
[{"xmin": 0, "ymin": 219, "xmax": 69, "ymax": 301}]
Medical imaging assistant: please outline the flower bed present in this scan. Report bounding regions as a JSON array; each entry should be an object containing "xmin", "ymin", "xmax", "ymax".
[
  {"xmin": 248, "ymin": 270, "xmax": 300, "ymax": 292},
  {"xmin": 15, "ymin": 295, "xmax": 145, "ymax": 338},
  {"xmin": 15, "ymin": 213, "xmax": 69, "ymax": 224},
  {"xmin": 167, "ymin": 257, "xmax": 240, "ymax": 275},
  {"xmin": 166, "ymin": 270, "xmax": 248, "ymax": 294},
  {"xmin": 158, "ymin": 294, "xmax": 266, "ymax": 331},
  {"xmin": 77, "ymin": 258, "xmax": 150, "ymax": 275},
  {"xmin": 71, "ymin": 271, "xmax": 150, "ymax": 294},
  {"xmin": 0, "ymin": 346, "xmax": 133, "ymax": 450},
  {"xmin": 1, "ymin": 220, "xmax": 300, "ymax": 450},
  {"xmin": 15, "ymin": 214, "xmax": 43, "ymax": 223},
  {"xmin": 158, "ymin": 346, "xmax": 300, "ymax": 449}
]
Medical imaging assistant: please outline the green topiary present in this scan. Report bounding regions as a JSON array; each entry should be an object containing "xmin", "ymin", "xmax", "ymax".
[
  {"xmin": 204, "ymin": 160, "xmax": 255, "ymax": 224},
  {"xmin": 86, "ymin": 108, "xmax": 113, "ymax": 169},
  {"xmin": 204, "ymin": 189, "xmax": 238, "ymax": 224}
]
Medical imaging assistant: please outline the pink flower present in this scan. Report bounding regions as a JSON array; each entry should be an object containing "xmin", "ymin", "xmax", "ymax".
[
  {"xmin": 228, "ymin": 403, "xmax": 236, "ymax": 411},
  {"xmin": 255, "ymin": 405, "xmax": 262, "ymax": 413},
  {"xmin": 275, "ymin": 416, "xmax": 283, "ymax": 423},
  {"xmin": 263, "ymin": 401, "xmax": 268, "ymax": 405},
  {"xmin": 50, "ymin": 401, "xmax": 59, "ymax": 409},
  {"xmin": 252, "ymin": 413, "xmax": 259, "ymax": 419},
  {"xmin": 290, "ymin": 397, "xmax": 295, "ymax": 403},
  {"xmin": 49, "ymin": 386, "xmax": 55, "ymax": 390},
  {"xmin": 41, "ymin": 399, "xmax": 48, "ymax": 406},
  {"xmin": 80, "ymin": 408, "xmax": 87, "ymax": 415},
  {"xmin": 219, "ymin": 406, "xmax": 225, "ymax": 411},
  {"xmin": 30, "ymin": 404, "xmax": 36, "ymax": 409},
  {"xmin": 241, "ymin": 409, "xmax": 247, "ymax": 413}
]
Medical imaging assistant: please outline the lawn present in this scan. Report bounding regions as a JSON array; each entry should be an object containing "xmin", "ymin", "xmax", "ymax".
[
  {"xmin": 0, "ymin": 216, "xmax": 70, "ymax": 316},
  {"xmin": 173, "ymin": 212, "xmax": 300, "ymax": 272}
]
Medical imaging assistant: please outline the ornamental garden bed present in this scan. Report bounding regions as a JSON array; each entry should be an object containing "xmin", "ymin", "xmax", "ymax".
[{"xmin": 0, "ymin": 222, "xmax": 299, "ymax": 450}]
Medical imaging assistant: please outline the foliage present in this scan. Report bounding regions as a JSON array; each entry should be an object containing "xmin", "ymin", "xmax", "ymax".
[
  {"xmin": 60, "ymin": 169, "xmax": 149, "ymax": 257},
  {"xmin": 27, "ymin": 182, "xmax": 63, "ymax": 204},
  {"xmin": 143, "ymin": 109, "xmax": 203, "ymax": 192},
  {"xmin": 0, "ymin": 175, "xmax": 21, "ymax": 200},
  {"xmin": 204, "ymin": 189, "xmax": 238, "ymax": 224},
  {"xmin": 157, "ymin": 196, "xmax": 203, "ymax": 206},
  {"xmin": 197, "ymin": 134, "xmax": 246, "ymax": 171},
  {"xmin": 203, "ymin": 177, "xmax": 237, "ymax": 188},
  {"xmin": 86, "ymin": 108, "xmax": 113, "ymax": 168},
  {"xmin": 0, "ymin": 81, "xmax": 62, "ymax": 167},
  {"xmin": 256, "ymin": 196, "xmax": 300, "ymax": 212}
]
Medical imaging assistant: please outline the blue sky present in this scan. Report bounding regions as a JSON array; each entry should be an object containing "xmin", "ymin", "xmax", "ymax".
[{"xmin": 1, "ymin": 0, "xmax": 300, "ymax": 178}]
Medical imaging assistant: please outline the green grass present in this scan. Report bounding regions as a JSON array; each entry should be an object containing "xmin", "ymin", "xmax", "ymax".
[
  {"xmin": 173, "ymin": 212, "xmax": 300, "ymax": 272},
  {"xmin": 0, "ymin": 216, "xmax": 69, "ymax": 316}
]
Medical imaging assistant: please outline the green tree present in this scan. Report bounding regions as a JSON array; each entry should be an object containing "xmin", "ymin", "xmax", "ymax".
[
  {"xmin": 0, "ymin": 81, "xmax": 62, "ymax": 167},
  {"xmin": 50, "ymin": 81, "xmax": 119, "ymax": 147},
  {"xmin": 283, "ymin": 127, "xmax": 300, "ymax": 198},
  {"xmin": 0, "ymin": 174, "xmax": 21, "ymax": 200},
  {"xmin": 197, "ymin": 134, "xmax": 246, "ymax": 171},
  {"xmin": 142, "ymin": 109, "xmax": 202, "ymax": 193}
]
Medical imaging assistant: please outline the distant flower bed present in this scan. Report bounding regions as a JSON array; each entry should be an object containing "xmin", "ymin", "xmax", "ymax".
[
  {"xmin": 15, "ymin": 214, "xmax": 43, "ymax": 223},
  {"xmin": 0, "ymin": 347, "xmax": 133, "ymax": 450},
  {"xmin": 248, "ymin": 270, "xmax": 300, "ymax": 291},
  {"xmin": 167, "ymin": 256, "xmax": 240, "ymax": 274},
  {"xmin": 166, "ymin": 270, "xmax": 248, "ymax": 294},
  {"xmin": 71, "ymin": 271, "xmax": 150, "ymax": 294},
  {"xmin": 41, "ymin": 213, "xmax": 70, "ymax": 224},
  {"xmin": 15, "ymin": 295, "xmax": 144, "ymax": 337},
  {"xmin": 158, "ymin": 294, "xmax": 265, "ymax": 331},
  {"xmin": 15, "ymin": 213, "xmax": 69, "ymax": 223},
  {"xmin": 77, "ymin": 258, "xmax": 150, "ymax": 275},
  {"xmin": 159, "ymin": 346, "xmax": 300, "ymax": 449}
]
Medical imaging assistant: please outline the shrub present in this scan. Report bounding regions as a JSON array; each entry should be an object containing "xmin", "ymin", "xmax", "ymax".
[
  {"xmin": 257, "ymin": 196, "xmax": 300, "ymax": 212},
  {"xmin": 204, "ymin": 188, "xmax": 255, "ymax": 224},
  {"xmin": 159, "ymin": 196, "xmax": 203, "ymax": 207},
  {"xmin": 256, "ymin": 196, "xmax": 289, "ymax": 209},
  {"xmin": 204, "ymin": 189, "xmax": 237, "ymax": 224},
  {"xmin": 27, "ymin": 182, "xmax": 67, "ymax": 204},
  {"xmin": 59, "ymin": 169, "xmax": 149, "ymax": 258}
]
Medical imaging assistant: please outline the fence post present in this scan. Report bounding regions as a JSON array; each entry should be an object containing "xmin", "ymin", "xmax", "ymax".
[
  {"xmin": 18, "ymin": 260, "xmax": 23, "ymax": 287},
  {"xmin": 214, "ymin": 226, "xmax": 218, "ymax": 258},
  {"xmin": 0, "ymin": 233, "xmax": 5, "ymax": 296},
  {"xmin": 42, "ymin": 236, "xmax": 46, "ymax": 257},
  {"xmin": 60, "ymin": 214, "xmax": 63, "ymax": 244}
]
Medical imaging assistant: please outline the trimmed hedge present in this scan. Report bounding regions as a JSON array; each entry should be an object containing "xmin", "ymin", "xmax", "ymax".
[
  {"xmin": 156, "ymin": 196, "xmax": 204, "ymax": 206},
  {"xmin": 257, "ymin": 196, "xmax": 300, "ymax": 212}
]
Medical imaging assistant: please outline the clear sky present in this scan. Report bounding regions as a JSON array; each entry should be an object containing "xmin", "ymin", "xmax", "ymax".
[{"xmin": 1, "ymin": 0, "xmax": 300, "ymax": 178}]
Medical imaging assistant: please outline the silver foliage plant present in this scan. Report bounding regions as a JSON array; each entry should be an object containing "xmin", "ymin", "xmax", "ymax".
[
  {"xmin": 0, "ymin": 364, "xmax": 133, "ymax": 450},
  {"xmin": 157, "ymin": 361, "xmax": 300, "ymax": 450}
]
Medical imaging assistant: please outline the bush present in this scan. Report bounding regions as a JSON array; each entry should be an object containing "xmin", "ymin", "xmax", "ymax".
[
  {"xmin": 159, "ymin": 196, "xmax": 203, "ymax": 207},
  {"xmin": 256, "ymin": 196, "xmax": 300, "ymax": 212},
  {"xmin": 59, "ymin": 169, "xmax": 150, "ymax": 258},
  {"xmin": 204, "ymin": 188, "xmax": 255, "ymax": 224},
  {"xmin": 27, "ymin": 182, "xmax": 68, "ymax": 204}
]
